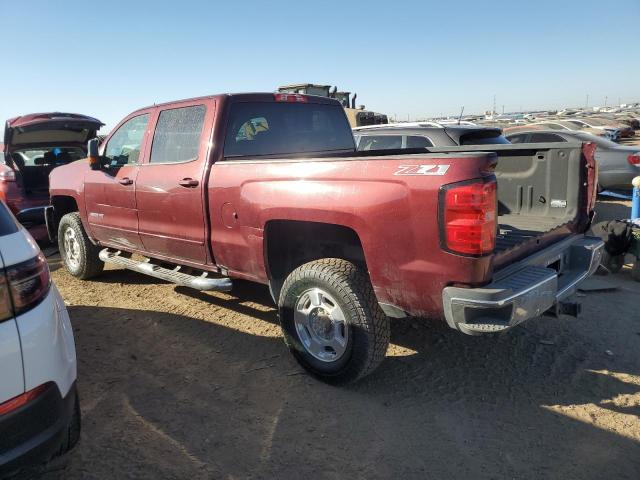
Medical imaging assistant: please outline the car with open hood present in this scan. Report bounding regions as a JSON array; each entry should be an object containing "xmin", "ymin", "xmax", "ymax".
[{"xmin": 1, "ymin": 113, "xmax": 103, "ymax": 240}]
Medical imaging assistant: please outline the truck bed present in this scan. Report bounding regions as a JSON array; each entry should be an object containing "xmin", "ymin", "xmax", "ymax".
[{"xmin": 496, "ymin": 215, "xmax": 568, "ymax": 254}]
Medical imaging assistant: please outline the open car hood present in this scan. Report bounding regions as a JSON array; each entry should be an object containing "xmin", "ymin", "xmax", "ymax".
[{"xmin": 4, "ymin": 112, "xmax": 103, "ymax": 149}]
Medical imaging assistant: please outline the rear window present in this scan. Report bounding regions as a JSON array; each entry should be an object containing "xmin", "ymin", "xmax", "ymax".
[
  {"xmin": 357, "ymin": 135, "xmax": 403, "ymax": 151},
  {"xmin": 406, "ymin": 135, "xmax": 433, "ymax": 148},
  {"xmin": 460, "ymin": 132, "xmax": 510, "ymax": 145},
  {"xmin": 0, "ymin": 202, "xmax": 19, "ymax": 237},
  {"xmin": 529, "ymin": 133, "xmax": 566, "ymax": 143},
  {"xmin": 11, "ymin": 147, "xmax": 85, "ymax": 168},
  {"xmin": 224, "ymin": 102, "xmax": 355, "ymax": 158}
]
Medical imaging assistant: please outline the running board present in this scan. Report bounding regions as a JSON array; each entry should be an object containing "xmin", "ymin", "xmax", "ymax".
[{"xmin": 99, "ymin": 249, "xmax": 233, "ymax": 292}]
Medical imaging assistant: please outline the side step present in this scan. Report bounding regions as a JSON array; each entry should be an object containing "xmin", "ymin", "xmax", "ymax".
[{"xmin": 99, "ymin": 249, "xmax": 233, "ymax": 292}]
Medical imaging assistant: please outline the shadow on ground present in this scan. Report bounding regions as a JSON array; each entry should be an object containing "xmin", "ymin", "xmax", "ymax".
[{"xmin": 30, "ymin": 281, "xmax": 640, "ymax": 480}]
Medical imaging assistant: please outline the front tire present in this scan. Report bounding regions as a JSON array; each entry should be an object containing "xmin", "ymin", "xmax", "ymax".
[
  {"xmin": 278, "ymin": 258, "xmax": 390, "ymax": 385},
  {"xmin": 58, "ymin": 212, "xmax": 104, "ymax": 279}
]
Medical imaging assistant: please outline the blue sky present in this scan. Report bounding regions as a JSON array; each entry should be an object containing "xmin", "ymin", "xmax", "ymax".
[{"xmin": 1, "ymin": 0, "xmax": 638, "ymax": 132}]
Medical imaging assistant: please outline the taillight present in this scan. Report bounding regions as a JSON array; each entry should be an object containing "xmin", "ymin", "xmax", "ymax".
[
  {"xmin": 628, "ymin": 153, "xmax": 640, "ymax": 166},
  {"xmin": 439, "ymin": 179, "xmax": 497, "ymax": 256},
  {"xmin": 0, "ymin": 274, "xmax": 11, "ymax": 322},
  {"xmin": 0, "ymin": 169, "xmax": 16, "ymax": 182},
  {"xmin": 274, "ymin": 93, "xmax": 308, "ymax": 103},
  {"xmin": 0, "ymin": 383, "xmax": 49, "ymax": 416},
  {"xmin": 5, "ymin": 253, "xmax": 50, "ymax": 316}
]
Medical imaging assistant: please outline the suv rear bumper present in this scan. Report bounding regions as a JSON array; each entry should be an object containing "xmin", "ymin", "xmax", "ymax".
[
  {"xmin": 443, "ymin": 235, "xmax": 604, "ymax": 335},
  {"xmin": 0, "ymin": 382, "xmax": 77, "ymax": 476}
]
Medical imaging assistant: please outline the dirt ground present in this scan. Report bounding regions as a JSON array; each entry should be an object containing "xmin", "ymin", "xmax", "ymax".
[{"xmin": 19, "ymin": 200, "xmax": 640, "ymax": 479}]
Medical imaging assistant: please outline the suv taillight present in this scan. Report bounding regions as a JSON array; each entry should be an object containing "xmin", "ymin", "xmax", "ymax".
[
  {"xmin": 0, "ymin": 275, "xmax": 11, "ymax": 322},
  {"xmin": 0, "ymin": 170, "xmax": 16, "ymax": 182},
  {"xmin": 628, "ymin": 153, "xmax": 640, "ymax": 166},
  {"xmin": 0, "ymin": 253, "xmax": 50, "ymax": 321},
  {"xmin": 439, "ymin": 179, "xmax": 497, "ymax": 256}
]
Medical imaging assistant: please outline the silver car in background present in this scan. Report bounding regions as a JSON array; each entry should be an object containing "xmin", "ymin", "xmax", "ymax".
[{"xmin": 505, "ymin": 130, "xmax": 640, "ymax": 191}]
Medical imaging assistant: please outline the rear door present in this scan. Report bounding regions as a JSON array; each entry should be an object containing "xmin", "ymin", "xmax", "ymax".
[
  {"xmin": 84, "ymin": 111, "xmax": 151, "ymax": 250},
  {"xmin": 135, "ymin": 100, "xmax": 213, "ymax": 264}
]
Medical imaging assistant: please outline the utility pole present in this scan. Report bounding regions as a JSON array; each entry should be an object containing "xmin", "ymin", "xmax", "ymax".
[
  {"xmin": 492, "ymin": 94, "xmax": 496, "ymax": 115},
  {"xmin": 502, "ymin": 105, "xmax": 505, "ymax": 115},
  {"xmin": 585, "ymin": 94, "xmax": 589, "ymax": 108},
  {"xmin": 605, "ymin": 96, "xmax": 608, "ymax": 108}
]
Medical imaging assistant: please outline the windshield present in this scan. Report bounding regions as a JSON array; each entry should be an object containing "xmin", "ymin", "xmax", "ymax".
[
  {"xmin": 224, "ymin": 102, "xmax": 355, "ymax": 158},
  {"xmin": 11, "ymin": 147, "xmax": 85, "ymax": 169}
]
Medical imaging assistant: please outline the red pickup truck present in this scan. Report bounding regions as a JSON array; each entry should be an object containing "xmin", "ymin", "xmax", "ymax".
[{"xmin": 48, "ymin": 93, "xmax": 603, "ymax": 384}]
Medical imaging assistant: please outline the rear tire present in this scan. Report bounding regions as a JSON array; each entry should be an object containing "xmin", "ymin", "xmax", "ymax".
[
  {"xmin": 58, "ymin": 212, "xmax": 104, "ymax": 279},
  {"xmin": 278, "ymin": 258, "xmax": 390, "ymax": 385}
]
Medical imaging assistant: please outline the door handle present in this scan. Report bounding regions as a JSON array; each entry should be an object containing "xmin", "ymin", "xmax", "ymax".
[
  {"xmin": 118, "ymin": 177, "xmax": 133, "ymax": 185},
  {"xmin": 179, "ymin": 178, "xmax": 199, "ymax": 188}
]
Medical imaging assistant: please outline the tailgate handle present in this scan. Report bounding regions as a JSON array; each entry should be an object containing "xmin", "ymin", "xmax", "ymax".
[
  {"xmin": 118, "ymin": 177, "xmax": 133, "ymax": 185},
  {"xmin": 179, "ymin": 178, "xmax": 199, "ymax": 188}
]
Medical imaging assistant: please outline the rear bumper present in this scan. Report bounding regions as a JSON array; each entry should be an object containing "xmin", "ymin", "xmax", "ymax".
[
  {"xmin": 0, "ymin": 382, "xmax": 77, "ymax": 476},
  {"xmin": 443, "ymin": 235, "xmax": 604, "ymax": 335}
]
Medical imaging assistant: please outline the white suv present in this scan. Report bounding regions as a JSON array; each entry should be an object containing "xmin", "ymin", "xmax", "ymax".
[{"xmin": 0, "ymin": 201, "xmax": 79, "ymax": 475}]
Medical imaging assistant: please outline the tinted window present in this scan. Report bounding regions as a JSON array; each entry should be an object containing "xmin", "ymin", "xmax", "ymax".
[
  {"xmin": 11, "ymin": 148, "xmax": 84, "ymax": 168},
  {"xmin": 150, "ymin": 105, "xmax": 206, "ymax": 164},
  {"xmin": 537, "ymin": 123, "xmax": 563, "ymax": 130},
  {"xmin": 507, "ymin": 134, "xmax": 528, "ymax": 144},
  {"xmin": 460, "ymin": 133, "xmax": 510, "ymax": 145},
  {"xmin": 405, "ymin": 135, "xmax": 433, "ymax": 148},
  {"xmin": 529, "ymin": 133, "xmax": 566, "ymax": 143},
  {"xmin": 224, "ymin": 102, "xmax": 354, "ymax": 158},
  {"xmin": 0, "ymin": 201, "xmax": 19, "ymax": 237},
  {"xmin": 105, "ymin": 114, "xmax": 149, "ymax": 166},
  {"xmin": 357, "ymin": 135, "xmax": 403, "ymax": 151}
]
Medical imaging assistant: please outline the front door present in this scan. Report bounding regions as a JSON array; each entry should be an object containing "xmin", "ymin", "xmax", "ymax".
[
  {"xmin": 135, "ymin": 101, "xmax": 212, "ymax": 264},
  {"xmin": 84, "ymin": 112, "xmax": 150, "ymax": 250}
]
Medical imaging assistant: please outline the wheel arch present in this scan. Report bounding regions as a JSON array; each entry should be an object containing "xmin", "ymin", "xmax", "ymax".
[{"xmin": 263, "ymin": 220, "xmax": 367, "ymax": 302}]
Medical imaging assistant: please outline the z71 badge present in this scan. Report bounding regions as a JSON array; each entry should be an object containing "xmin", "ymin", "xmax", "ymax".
[{"xmin": 394, "ymin": 164, "xmax": 450, "ymax": 176}]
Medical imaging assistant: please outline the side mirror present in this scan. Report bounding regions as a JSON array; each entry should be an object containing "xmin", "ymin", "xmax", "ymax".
[{"xmin": 87, "ymin": 138, "xmax": 101, "ymax": 170}]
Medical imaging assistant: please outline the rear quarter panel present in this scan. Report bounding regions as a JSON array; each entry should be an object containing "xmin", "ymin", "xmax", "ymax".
[{"xmin": 208, "ymin": 153, "xmax": 495, "ymax": 317}]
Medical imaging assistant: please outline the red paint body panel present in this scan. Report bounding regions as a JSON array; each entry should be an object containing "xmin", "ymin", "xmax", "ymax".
[
  {"xmin": 208, "ymin": 155, "xmax": 494, "ymax": 316},
  {"xmin": 135, "ymin": 99, "xmax": 216, "ymax": 264}
]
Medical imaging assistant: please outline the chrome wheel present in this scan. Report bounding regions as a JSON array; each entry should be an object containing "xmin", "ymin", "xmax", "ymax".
[
  {"xmin": 63, "ymin": 227, "xmax": 81, "ymax": 270},
  {"xmin": 294, "ymin": 288, "xmax": 349, "ymax": 362}
]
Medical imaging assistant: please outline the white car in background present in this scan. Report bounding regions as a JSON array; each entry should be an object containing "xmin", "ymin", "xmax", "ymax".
[{"xmin": 0, "ymin": 201, "xmax": 79, "ymax": 476}]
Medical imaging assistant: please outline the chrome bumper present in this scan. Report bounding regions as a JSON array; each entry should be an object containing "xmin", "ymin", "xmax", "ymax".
[{"xmin": 443, "ymin": 236, "xmax": 604, "ymax": 335}]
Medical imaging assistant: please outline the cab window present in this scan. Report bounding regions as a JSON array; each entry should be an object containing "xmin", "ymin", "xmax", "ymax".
[
  {"xmin": 105, "ymin": 114, "xmax": 150, "ymax": 166},
  {"xmin": 150, "ymin": 105, "xmax": 206, "ymax": 164}
]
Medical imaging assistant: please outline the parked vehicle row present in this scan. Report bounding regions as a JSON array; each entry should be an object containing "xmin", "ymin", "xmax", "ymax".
[{"xmin": 505, "ymin": 130, "xmax": 640, "ymax": 191}]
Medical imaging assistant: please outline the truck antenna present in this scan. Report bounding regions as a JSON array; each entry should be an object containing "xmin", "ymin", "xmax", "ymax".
[{"xmin": 457, "ymin": 106, "xmax": 464, "ymax": 125}]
